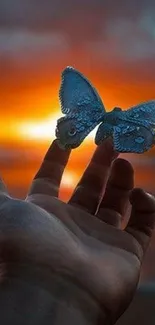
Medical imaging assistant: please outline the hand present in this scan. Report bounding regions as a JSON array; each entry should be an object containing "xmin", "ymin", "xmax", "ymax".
[{"xmin": 0, "ymin": 139, "xmax": 155, "ymax": 324}]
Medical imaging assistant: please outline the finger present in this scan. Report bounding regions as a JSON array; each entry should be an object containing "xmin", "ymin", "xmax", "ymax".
[
  {"xmin": 69, "ymin": 138, "xmax": 119, "ymax": 213},
  {"xmin": 125, "ymin": 188, "xmax": 155, "ymax": 259},
  {"xmin": 27, "ymin": 139, "xmax": 71, "ymax": 198},
  {"xmin": 97, "ymin": 158, "xmax": 134, "ymax": 227}
]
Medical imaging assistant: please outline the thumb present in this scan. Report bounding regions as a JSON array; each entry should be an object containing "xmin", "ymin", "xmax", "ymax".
[{"xmin": 125, "ymin": 188, "xmax": 155, "ymax": 258}]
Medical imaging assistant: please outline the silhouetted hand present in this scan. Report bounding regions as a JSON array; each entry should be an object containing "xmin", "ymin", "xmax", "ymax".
[{"xmin": 0, "ymin": 139, "xmax": 155, "ymax": 324}]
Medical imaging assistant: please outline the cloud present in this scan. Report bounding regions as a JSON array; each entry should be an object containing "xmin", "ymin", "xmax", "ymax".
[
  {"xmin": 0, "ymin": 0, "xmax": 153, "ymax": 42},
  {"xmin": 0, "ymin": 29, "xmax": 69, "ymax": 53},
  {"xmin": 0, "ymin": 29, "xmax": 69, "ymax": 67},
  {"xmin": 86, "ymin": 9, "xmax": 155, "ymax": 62},
  {"xmin": 0, "ymin": 0, "xmax": 102, "ymax": 34},
  {"xmin": 0, "ymin": 28, "xmax": 70, "ymax": 91},
  {"xmin": 0, "ymin": 0, "xmax": 152, "ymax": 30},
  {"xmin": 1, "ymin": 0, "xmax": 155, "ymax": 94},
  {"xmin": 0, "ymin": 1, "xmax": 155, "ymax": 63},
  {"xmin": 106, "ymin": 12, "xmax": 155, "ymax": 60}
]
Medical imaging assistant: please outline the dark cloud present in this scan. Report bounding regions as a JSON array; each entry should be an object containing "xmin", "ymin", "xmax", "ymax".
[
  {"xmin": 0, "ymin": 0, "xmax": 153, "ymax": 37},
  {"xmin": 0, "ymin": 0, "xmax": 155, "ymax": 53},
  {"xmin": 1, "ymin": 0, "xmax": 155, "ymax": 92}
]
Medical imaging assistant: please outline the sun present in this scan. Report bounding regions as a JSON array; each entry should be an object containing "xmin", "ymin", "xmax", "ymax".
[
  {"xmin": 17, "ymin": 114, "xmax": 98, "ymax": 142},
  {"xmin": 18, "ymin": 114, "xmax": 59, "ymax": 140}
]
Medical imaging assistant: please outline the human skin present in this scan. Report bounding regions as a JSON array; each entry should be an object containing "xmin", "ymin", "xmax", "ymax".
[{"xmin": 0, "ymin": 139, "xmax": 154, "ymax": 324}]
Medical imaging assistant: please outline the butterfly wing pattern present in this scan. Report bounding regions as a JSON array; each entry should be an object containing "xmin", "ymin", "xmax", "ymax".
[
  {"xmin": 124, "ymin": 101, "xmax": 155, "ymax": 126},
  {"xmin": 112, "ymin": 102, "xmax": 155, "ymax": 153},
  {"xmin": 56, "ymin": 66, "xmax": 105, "ymax": 149},
  {"xmin": 113, "ymin": 123, "xmax": 154, "ymax": 153}
]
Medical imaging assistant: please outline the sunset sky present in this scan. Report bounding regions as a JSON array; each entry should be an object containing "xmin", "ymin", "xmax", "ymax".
[{"xmin": 0, "ymin": 0, "xmax": 155, "ymax": 200}]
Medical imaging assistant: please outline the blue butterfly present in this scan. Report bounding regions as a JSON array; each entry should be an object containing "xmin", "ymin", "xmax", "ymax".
[{"xmin": 55, "ymin": 66, "xmax": 155, "ymax": 153}]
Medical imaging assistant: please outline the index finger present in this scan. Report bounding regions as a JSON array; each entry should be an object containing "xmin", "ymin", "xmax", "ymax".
[{"xmin": 27, "ymin": 139, "xmax": 71, "ymax": 198}]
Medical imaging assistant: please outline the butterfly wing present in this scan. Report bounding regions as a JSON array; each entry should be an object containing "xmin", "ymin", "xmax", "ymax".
[
  {"xmin": 95, "ymin": 122, "xmax": 113, "ymax": 145},
  {"xmin": 56, "ymin": 116, "xmax": 98, "ymax": 149},
  {"xmin": 56, "ymin": 66, "xmax": 105, "ymax": 149},
  {"xmin": 124, "ymin": 101, "xmax": 155, "ymax": 127},
  {"xmin": 59, "ymin": 66, "xmax": 105, "ymax": 116},
  {"xmin": 113, "ymin": 122, "xmax": 154, "ymax": 153}
]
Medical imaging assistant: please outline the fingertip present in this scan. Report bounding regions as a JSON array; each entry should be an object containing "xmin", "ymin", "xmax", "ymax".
[
  {"xmin": 110, "ymin": 158, "xmax": 134, "ymax": 190},
  {"xmin": 112, "ymin": 158, "xmax": 134, "ymax": 172},
  {"xmin": 111, "ymin": 158, "xmax": 134, "ymax": 175},
  {"xmin": 129, "ymin": 188, "xmax": 155, "ymax": 213},
  {"xmin": 44, "ymin": 139, "xmax": 71, "ymax": 163}
]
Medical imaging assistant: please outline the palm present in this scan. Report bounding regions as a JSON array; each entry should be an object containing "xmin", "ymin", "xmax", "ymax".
[
  {"xmin": 25, "ymin": 140, "xmax": 155, "ymax": 321},
  {"xmin": 0, "ymin": 139, "xmax": 155, "ymax": 324},
  {"xmin": 25, "ymin": 195, "xmax": 139, "ymax": 316}
]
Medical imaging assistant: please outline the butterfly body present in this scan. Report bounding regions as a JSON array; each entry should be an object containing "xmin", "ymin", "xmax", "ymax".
[{"xmin": 56, "ymin": 66, "xmax": 155, "ymax": 153}]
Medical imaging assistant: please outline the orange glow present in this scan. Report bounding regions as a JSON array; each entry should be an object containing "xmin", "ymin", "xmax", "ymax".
[
  {"xmin": 1, "ymin": 56, "xmax": 155, "ymax": 201},
  {"xmin": 18, "ymin": 114, "xmax": 59, "ymax": 140}
]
